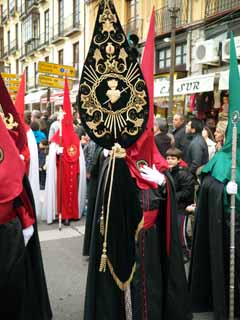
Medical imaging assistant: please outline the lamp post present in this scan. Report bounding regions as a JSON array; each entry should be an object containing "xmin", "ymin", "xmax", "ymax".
[{"xmin": 167, "ymin": 0, "xmax": 180, "ymax": 130}]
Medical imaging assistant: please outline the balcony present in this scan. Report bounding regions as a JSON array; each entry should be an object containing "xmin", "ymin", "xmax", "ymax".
[
  {"xmin": 123, "ymin": 17, "xmax": 143, "ymax": 41},
  {"xmin": 3, "ymin": 45, "xmax": 9, "ymax": 59},
  {"xmin": 205, "ymin": 0, "xmax": 240, "ymax": 18},
  {"xmin": 51, "ymin": 22, "xmax": 65, "ymax": 43},
  {"xmin": 26, "ymin": 0, "xmax": 39, "ymax": 13},
  {"xmin": 9, "ymin": 39, "xmax": 18, "ymax": 54},
  {"xmin": 9, "ymin": 0, "xmax": 17, "ymax": 16},
  {"xmin": 64, "ymin": 14, "xmax": 81, "ymax": 36},
  {"xmin": 2, "ymin": 9, "xmax": 8, "ymax": 24},
  {"xmin": 155, "ymin": 0, "xmax": 188, "ymax": 36},
  {"xmin": 25, "ymin": 39, "xmax": 40, "ymax": 56},
  {"xmin": 38, "ymin": 33, "xmax": 50, "ymax": 50}
]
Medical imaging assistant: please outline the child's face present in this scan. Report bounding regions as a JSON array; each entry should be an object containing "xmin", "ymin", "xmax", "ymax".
[{"xmin": 166, "ymin": 156, "xmax": 179, "ymax": 168}]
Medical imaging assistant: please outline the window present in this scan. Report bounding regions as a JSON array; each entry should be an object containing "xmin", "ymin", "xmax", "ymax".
[
  {"xmin": 44, "ymin": 9, "xmax": 49, "ymax": 43},
  {"xmin": 128, "ymin": 0, "xmax": 139, "ymax": 20},
  {"xmin": 15, "ymin": 23, "xmax": 18, "ymax": 49},
  {"xmin": 58, "ymin": 49, "xmax": 64, "ymax": 65},
  {"xmin": 157, "ymin": 43, "xmax": 187, "ymax": 70},
  {"xmin": 25, "ymin": 66, "xmax": 28, "ymax": 90},
  {"xmin": 58, "ymin": 0, "xmax": 64, "ymax": 35},
  {"xmin": 73, "ymin": 0, "xmax": 80, "ymax": 26},
  {"xmin": 7, "ymin": 30, "xmax": 10, "ymax": 52},
  {"xmin": 73, "ymin": 42, "xmax": 79, "ymax": 76},
  {"xmin": 22, "ymin": 14, "xmax": 40, "ymax": 43},
  {"xmin": 16, "ymin": 59, "xmax": 19, "ymax": 74}
]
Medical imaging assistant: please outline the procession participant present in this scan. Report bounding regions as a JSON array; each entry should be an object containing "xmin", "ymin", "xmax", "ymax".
[
  {"xmin": 15, "ymin": 72, "xmax": 41, "ymax": 217},
  {"xmin": 44, "ymin": 77, "xmax": 86, "ymax": 225},
  {"xmin": 189, "ymin": 35, "xmax": 240, "ymax": 320},
  {"xmin": 0, "ymin": 99, "xmax": 52, "ymax": 320},
  {"xmin": 78, "ymin": 2, "xmax": 191, "ymax": 319}
]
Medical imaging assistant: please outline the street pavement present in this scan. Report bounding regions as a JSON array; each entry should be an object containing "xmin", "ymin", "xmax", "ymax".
[{"xmin": 38, "ymin": 219, "xmax": 213, "ymax": 320}]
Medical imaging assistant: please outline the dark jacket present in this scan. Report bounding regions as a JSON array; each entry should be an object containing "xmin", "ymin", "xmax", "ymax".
[
  {"xmin": 154, "ymin": 132, "xmax": 172, "ymax": 157},
  {"xmin": 170, "ymin": 164, "xmax": 195, "ymax": 215},
  {"xmin": 186, "ymin": 134, "xmax": 209, "ymax": 175},
  {"xmin": 172, "ymin": 123, "xmax": 186, "ymax": 152}
]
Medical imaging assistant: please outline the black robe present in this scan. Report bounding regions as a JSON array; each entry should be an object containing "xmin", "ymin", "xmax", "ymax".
[
  {"xmin": 84, "ymin": 158, "xmax": 192, "ymax": 320},
  {"xmin": 189, "ymin": 175, "xmax": 240, "ymax": 320},
  {"xmin": 0, "ymin": 176, "xmax": 52, "ymax": 320}
]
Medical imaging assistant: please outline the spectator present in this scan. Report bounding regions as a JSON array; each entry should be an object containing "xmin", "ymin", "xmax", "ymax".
[
  {"xmin": 24, "ymin": 110, "xmax": 31, "ymax": 125},
  {"xmin": 186, "ymin": 118, "xmax": 209, "ymax": 176},
  {"xmin": 31, "ymin": 110, "xmax": 41, "ymax": 122},
  {"xmin": 30, "ymin": 121, "xmax": 47, "ymax": 144},
  {"xmin": 154, "ymin": 118, "xmax": 172, "ymax": 157},
  {"xmin": 214, "ymin": 120, "xmax": 228, "ymax": 152},
  {"xmin": 172, "ymin": 113, "xmax": 186, "ymax": 152},
  {"xmin": 83, "ymin": 137, "xmax": 96, "ymax": 181},
  {"xmin": 166, "ymin": 147, "xmax": 195, "ymax": 261},
  {"xmin": 182, "ymin": 120, "xmax": 194, "ymax": 162},
  {"xmin": 48, "ymin": 117, "xmax": 60, "ymax": 141},
  {"xmin": 202, "ymin": 126, "xmax": 216, "ymax": 160},
  {"xmin": 206, "ymin": 117, "xmax": 216, "ymax": 136},
  {"xmin": 38, "ymin": 139, "xmax": 49, "ymax": 189}
]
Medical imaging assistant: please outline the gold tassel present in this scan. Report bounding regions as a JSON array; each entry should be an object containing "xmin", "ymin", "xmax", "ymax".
[
  {"xmin": 100, "ymin": 207, "xmax": 105, "ymax": 236},
  {"xmin": 99, "ymin": 242, "xmax": 107, "ymax": 272}
]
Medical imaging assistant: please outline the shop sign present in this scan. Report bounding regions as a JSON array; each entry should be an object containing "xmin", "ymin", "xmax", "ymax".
[
  {"xmin": 1, "ymin": 73, "xmax": 19, "ymax": 79},
  {"xmin": 38, "ymin": 74, "xmax": 73, "ymax": 90},
  {"xmin": 38, "ymin": 62, "xmax": 75, "ymax": 78},
  {"xmin": 154, "ymin": 74, "xmax": 215, "ymax": 97}
]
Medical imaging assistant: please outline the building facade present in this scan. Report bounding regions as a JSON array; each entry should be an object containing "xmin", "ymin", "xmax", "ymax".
[{"xmin": 0, "ymin": 0, "xmax": 240, "ymax": 114}]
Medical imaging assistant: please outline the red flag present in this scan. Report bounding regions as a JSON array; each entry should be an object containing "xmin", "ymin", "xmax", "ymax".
[
  {"xmin": 0, "ymin": 74, "xmax": 27, "ymax": 152},
  {"xmin": 126, "ymin": 9, "xmax": 168, "ymax": 189},
  {"xmin": 15, "ymin": 72, "xmax": 26, "ymax": 124}
]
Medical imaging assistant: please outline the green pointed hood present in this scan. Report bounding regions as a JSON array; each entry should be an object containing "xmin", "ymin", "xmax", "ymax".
[{"xmin": 202, "ymin": 33, "xmax": 240, "ymax": 186}]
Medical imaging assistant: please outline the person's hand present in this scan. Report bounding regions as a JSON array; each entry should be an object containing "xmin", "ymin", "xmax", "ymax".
[
  {"xmin": 22, "ymin": 225, "xmax": 34, "ymax": 246},
  {"xmin": 185, "ymin": 204, "xmax": 196, "ymax": 213},
  {"xmin": 226, "ymin": 181, "xmax": 238, "ymax": 195},
  {"xmin": 140, "ymin": 165, "xmax": 165, "ymax": 186},
  {"xmin": 56, "ymin": 146, "xmax": 64, "ymax": 155}
]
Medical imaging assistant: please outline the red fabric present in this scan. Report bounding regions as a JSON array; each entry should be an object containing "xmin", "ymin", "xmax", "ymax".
[
  {"xmin": 19, "ymin": 184, "xmax": 35, "ymax": 228},
  {"xmin": 51, "ymin": 77, "xmax": 80, "ymax": 219},
  {"xmin": 179, "ymin": 160, "xmax": 188, "ymax": 167},
  {"xmin": 126, "ymin": 9, "xmax": 168, "ymax": 190},
  {"xmin": 21, "ymin": 144, "xmax": 30, "ymax": 174},
  {"xmin": 0, "ymin": 116, "xmax": 25, "ymax": 203},
  {"xmin": 143, "ymin": 209, "xmax": 159, "ymax": 229},
  {"xmin": 0, "ymin": 74, "xmax": 27, "ymax": 152}
]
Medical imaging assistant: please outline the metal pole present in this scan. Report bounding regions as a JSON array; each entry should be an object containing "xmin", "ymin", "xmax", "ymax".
[
  {"xmin": 167, "ymin": 7, "xmax": 179, "ymax": 131},
  {"xmin": 229, "ymin": 111, "xmax": 239, "ymax": 319}
]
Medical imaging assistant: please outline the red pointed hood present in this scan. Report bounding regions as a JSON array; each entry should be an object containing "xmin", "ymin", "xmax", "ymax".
[
  {"xmin": 0, "ymin": 73, "xmax": 27, "ymax": 152},
  {"xmin": 126, "ymin": 9, "xmax": 168, "ymax": 189},
  {"xmin": 52, "ymin": 77, "xmax": 79, "ymax": 162},
  {"xmin": 0, "ymin": 115, "xmax": 25, "ymax": 203}
]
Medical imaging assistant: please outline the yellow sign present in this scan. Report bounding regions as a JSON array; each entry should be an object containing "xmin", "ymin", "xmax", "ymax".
[
  {"xmin": 38, "ymin": 74, "xmax": 73, "ymax": 89},
  {"xmin": 38, "ymin": 62, "xmax": 75, "ymax": 78},
  {"xmin": 6, "ymin": 79, "xmax": 20, "ymax": 85},
  {"xmin": 1, "ymin": 73, "xmax": 19, "ymax": 79}
]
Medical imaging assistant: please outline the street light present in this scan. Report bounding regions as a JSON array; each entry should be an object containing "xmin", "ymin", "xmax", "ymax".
[{"xmin": 167, "ymin": 0, "xmax": 180, "ymax": 130}]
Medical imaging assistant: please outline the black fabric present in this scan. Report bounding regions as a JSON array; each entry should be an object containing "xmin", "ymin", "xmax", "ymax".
[
  {"xmin": 189, "ymin": 175, "xmax": 240, "ymax": 319},
  {"xmin": 83, "ymin": 145, "xmax": 104, "ymax": 256},
  {"xmin": 182, "ymin": 133, "xmax": 194, "ymax": 162},
  {"xmin": 0, "ymin": 176, "xmax": 52, "ymax": 320},
  {"xmin": 154, "ymin": 133, "xmax": 171, "ymax": 157},
  {"xmin": 84, "ymin": 167, "xmax": 192, "ymax": 320},
  {"xmin": 186, "ymin": 134, "xmax": 209, "ymax": 175},
  {"xmin": 78, "ymin": 0, "xmax": 149, "ymax": 149},
  {"xmin": 169, "ymin": 164, "xmax": 195, "ymax": 215},
  {"xmin": 172, "ymin": 124, "xmax": 186, "ymax": 152}
]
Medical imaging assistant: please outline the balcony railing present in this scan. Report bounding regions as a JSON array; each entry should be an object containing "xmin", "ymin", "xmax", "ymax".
[
  {"xmin": 51, "ymin": 22, "xmax": 65, "ymax": 43},
  {"xmin": 64, "ymin": 14, "xmax": 81, "ymax": 36},
  {"xmin": 205, "ymin": 0, "xmax": 240, "ymax": 17},
  {"xmin": 123, "ymin": 17, "xmax": 143, "ymax": 41},
  {"xmin": 25, "ymin": 39, "xmax": 39, "ymax": 55},
  {"xmin": 155, "ymin": 0, "xmax": 188, "ymax": 36},
  {"xmin": 2, "ymin": 9, "xmax": 8, "ymax": 24},
  {"xmin": 38, "ymin": 32, "xmax": 50, "ymax": 49},
  {"xmin": 3, "ymin": 45, "xmax": 9, "ymax": 58},
  {"xmin": 10, "ymin": 39, "xmax": 18, "ymax": 54}
]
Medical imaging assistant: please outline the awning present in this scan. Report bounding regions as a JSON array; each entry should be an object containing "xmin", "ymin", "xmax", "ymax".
[
  {"xmin": 154, "ymin": 73, "xmax": 215, "ymax": 97},
  {"xmin": 25, "ymin": 90, "xmax": 47, "ymax": 104}
]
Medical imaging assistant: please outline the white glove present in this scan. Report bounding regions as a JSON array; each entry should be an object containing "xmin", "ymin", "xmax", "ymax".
[
  {"xmin": 56, "ymin": 146, "xmax": 64, "ymax": 155},
  {"xmin": 103, "ymin": 149, "xmax": 110, "ymax": 158},
  {"xmin": 226, "ymin": 181, "xmax": 238, "ymax": 195},
  {"xmin": 140, "ymin": 165, "xmax": 165, "ymax": 186},
  {"xmin": 20, "ymin": 154, "xmax": 25, "ymax": 161},
  {"xmin": 22, "ymin": 225, "xmax": 34, "ymax": 246}
]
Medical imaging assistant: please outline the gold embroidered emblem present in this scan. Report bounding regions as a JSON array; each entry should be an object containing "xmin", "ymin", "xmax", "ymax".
[{"xmin": 67, "ymin": 145, "xmax": 77, "ymax": 157}]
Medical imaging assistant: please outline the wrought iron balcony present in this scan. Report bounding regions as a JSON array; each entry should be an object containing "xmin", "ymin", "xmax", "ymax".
[
  {"xmin": 2, "ymin": 9, "xmax": 8, "ymax": 24},
  {"xmin": 3, "ymin": 45, "xmax": 9, "ymax": 59},
  {"xmin": 155, "ymin": 1, "xmax": 188, "ymax": 36},
  {"xmin": 9, "ymin": 39, "xmax": 18, "ymax": 54},
  {"xmin": 205, "ymin": 0, "xmax": 240, "ymax": 17},
  {"xmin": 25, "ymin": 39, "xmax": 39, "ymax": 55},
  {"xmin": 51, "ymin": 22, "xmax": 65, "ymax": 43},
  {"xmin": 38, "ymin": 32, "xmax": 50, "ymax": 50},
  {"xmin": 64, "ymin": 14, "xmax": 81, "ymax": 36},
  {"xmin": 123, "ymin": 17, "xmax": 143, "ymax": 41}
]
